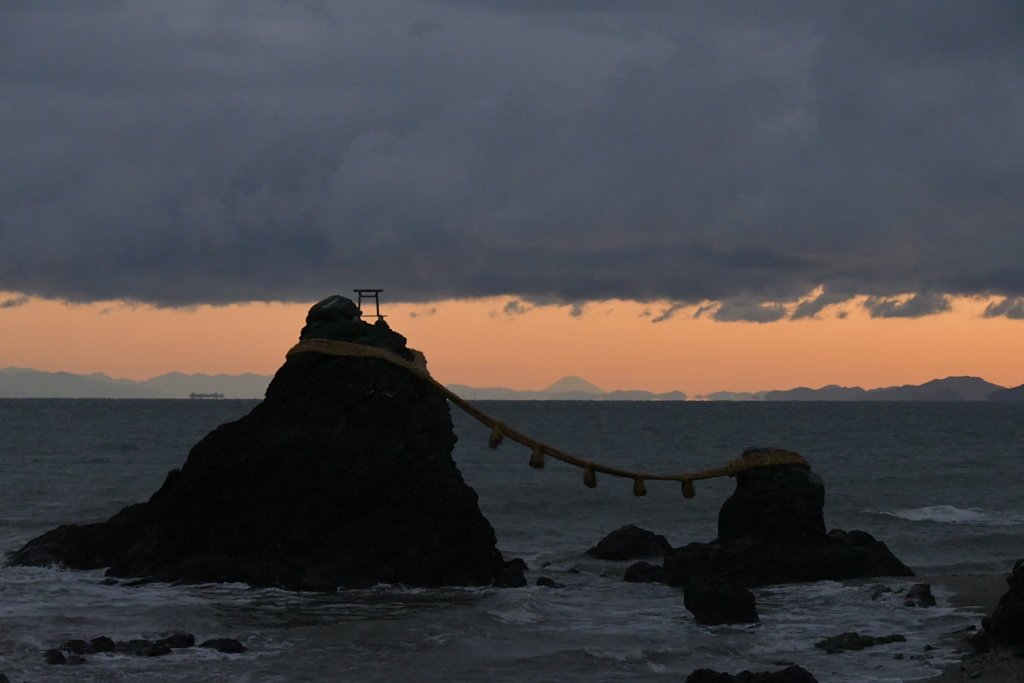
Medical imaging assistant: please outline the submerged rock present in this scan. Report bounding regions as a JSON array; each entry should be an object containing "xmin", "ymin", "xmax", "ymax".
[
  {"xmin": 623, "ymin": 560, "xmax": 667, "ymax": 584},
  {"xmin": 682, "ymin": 574, "xmax": 759, "ymax": 625},
  {"xmin": 686, "ymin": 665, "xmax": 818, "ymax": 682},
  {"xmin": 8, "ymin": 295, "xmax": 505, "ymax": 590},
  {"xmin": 814, "ymin": 632, "xmax": 906, "ymax": 654},
  {"xmin": 664, "ymin": 449, "xmax": 913, "ymax": 588},
  {"xmin": 199, "ymin": 638, "xmax": 246, "ymax": 654}
]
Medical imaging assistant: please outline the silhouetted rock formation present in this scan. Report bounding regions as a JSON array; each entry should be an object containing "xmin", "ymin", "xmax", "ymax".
[
  {"xmin": 663, "ymin": 449, "xmax": 913, "ymax": 588},
  {"xmin": 7, "ymin": 295, "xmax": 505, "ymax": 590},
  {"xmin": 980, "ymin": 559, "xmax": 1024, "ymax": 648}
]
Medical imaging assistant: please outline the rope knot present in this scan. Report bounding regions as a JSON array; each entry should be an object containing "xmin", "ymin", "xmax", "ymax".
[
  {"xmin": 488, "ymin": 422, "xmax": 505, "ymax": 449},
  {"xmin": 529, "ymin": 445, "xmax": 545, "ymax": 469}
]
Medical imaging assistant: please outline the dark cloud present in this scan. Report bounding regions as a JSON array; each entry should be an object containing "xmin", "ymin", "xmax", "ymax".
[
  {"xmin": 0, "ymin": 295, "xmax": 29, "ymax": 309},
  {"xmin": 713, "ymin": 300, "xmax": 788, "ymax": 323},
  {"xmin": 1, "ymin": 1, "xmax": 1023, "ymax": 314},
  {"xmin": 863, "ymin": 292, "xmax": 951, "ymax": 319},
  {"xmin": 790, "ymin": 288, "xmax": 853, "ymax": 320},
  {"xmin": 984, "ymin": 297, "xmax": 1024, "ymax": 320}
]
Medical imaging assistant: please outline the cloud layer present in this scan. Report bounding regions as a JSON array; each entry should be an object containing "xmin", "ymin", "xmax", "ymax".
[{"xmin": 2, "ymin": 1, "xmax": 1023, "ymax": 319}]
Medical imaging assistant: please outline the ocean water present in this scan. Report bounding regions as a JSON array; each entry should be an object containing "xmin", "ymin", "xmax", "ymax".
[{"xmin": 1, "ymin": 399, "xmax": 1023, "ymax": 682}]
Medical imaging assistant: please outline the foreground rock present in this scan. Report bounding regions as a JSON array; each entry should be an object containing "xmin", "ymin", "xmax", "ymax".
[
  {"xmin": 979, "ymin": 558, "xmax": 1024, "ymax": 649},
  {"xmin": 664, "ymin": 449, "xmax": 913, "ymax": 588},
  {"xmin": 8, "ymin": 295, "xmax": 505, "ymax": 589}
]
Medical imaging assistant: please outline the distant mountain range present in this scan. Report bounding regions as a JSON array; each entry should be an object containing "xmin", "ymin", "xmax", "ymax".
[
  {"xmin": 447, "ymin": 375, "xmax": 689, "ymax": 401},
  {"xmin": 0, "ymin": 367, "xmax": 271, "ymax": 399},
  {"xmin": 695, "ymin": 376, "xmax": 1023, "ymax": 402},
  {"xmin": 2, "ymin": 368, "xmax": 1023, "ymax": 401}
]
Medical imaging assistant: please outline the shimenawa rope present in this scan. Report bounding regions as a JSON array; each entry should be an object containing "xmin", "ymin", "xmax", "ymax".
[{"xmin": 286, "ymin": 339, "xmax": 809, "ymax": 497}]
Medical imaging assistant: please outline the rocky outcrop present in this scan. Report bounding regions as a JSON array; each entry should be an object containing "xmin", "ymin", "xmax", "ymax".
[
  {"xmin": 7, "ymin": 295, "xmax": 505, "ymax": 590},
  {"xmin": 587, "ymin": 524, "xmax": 672, "ymax": 561},
  {"xmin": 663, "ymin": 451, "xmax": 912, "ymax": 588}
]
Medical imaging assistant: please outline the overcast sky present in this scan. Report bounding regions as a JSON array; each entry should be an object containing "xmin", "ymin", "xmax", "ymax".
[{"xmin": 2, "ymin": 1, "xmax": 1022, "ymax": 320}]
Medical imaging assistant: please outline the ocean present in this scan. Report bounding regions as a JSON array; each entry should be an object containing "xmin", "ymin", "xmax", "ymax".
[{"xmin": 1, "ymin": 399, "xmax": 1023, "ymax": 682}]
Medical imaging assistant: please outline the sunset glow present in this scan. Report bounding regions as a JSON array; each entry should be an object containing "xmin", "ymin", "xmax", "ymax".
[{"xmin": 2, "ymin": 292, "xmax": 1021, "ymax": 396}]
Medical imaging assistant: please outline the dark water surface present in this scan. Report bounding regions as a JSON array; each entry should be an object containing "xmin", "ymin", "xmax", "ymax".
[{"xmin": 1, "ymin": 399, "xmax": 1022, "ymax": 682}]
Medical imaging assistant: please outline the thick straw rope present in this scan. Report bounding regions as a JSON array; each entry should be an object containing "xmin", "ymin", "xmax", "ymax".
[{"xmin": 286, "ymin": 338, "xmax": 809, "ymax": 497}]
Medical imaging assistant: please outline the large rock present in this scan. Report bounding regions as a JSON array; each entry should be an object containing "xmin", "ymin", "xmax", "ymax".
[
  {"xmin": 7, "ymin": 295, "xmax": 505, "ymax": 590},
  {"xmin": 717, "ymin": 456, "xmax": 826, "ymax": 544},
  {"xmin": 664, "ymin": 449, "xmax": 912, "ymax": 588}
]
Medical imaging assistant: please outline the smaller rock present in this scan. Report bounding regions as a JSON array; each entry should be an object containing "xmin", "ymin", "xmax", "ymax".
[
  {"xmin": 683, "ymin": 575, "xmax": 759, "ymax": 625},
  {"xmin": 904, "ymin": 583, "xmax": 936, "ymax": 607},
  {"xmin": 814, "ymin": 632, "xmax": 906, "ymax": 654},
  {"xmin": 623, "ymin": 561, "xmax": 667, "ymax": 584},
  {"xmin": 199, "ymin": 638, "xmax": 246, "ymax": 654},
  {"xmin": 494, "ymin": 564, "xmax": 528, "ymax": 588},
  {"xmin": 505, "ymin": 557, "xmax": 529, "ymax": 572},
  {"xmin": 66, "ymin": 655, "xmax": 87, "ymax": 665},
  {"xmin": 156, "ymin": 633, "xmax": 196, "ymax": 649},
  {"xmin": 587, "ymin": 525, "xmax": 672, "ymax": 561},
  {"xmin": 869, "ymin": 584, "xmax": 894, "ymax": 600},
  {"xmin": 0, "ymin": 672, "xmax": 11, "ymax": 682},
  {"xmin": 44, "ymin": 649, "xmax": 67, "ymax": 665},
  {"xmin": 536, "ymin": 576, "xmax": 565, "ymax": 588},
  {"xmin": 90, "ymin": 636, "xmax": 116, "ymax": 653},
  {"xmin": 61, "ymin": 638, "xmax": 95, "ymax": 655}
]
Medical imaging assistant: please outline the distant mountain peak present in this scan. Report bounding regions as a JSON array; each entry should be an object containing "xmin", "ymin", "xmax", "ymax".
[{"xmin": 544, "ymin": 376, "xmax": 604, "ymax": 394}]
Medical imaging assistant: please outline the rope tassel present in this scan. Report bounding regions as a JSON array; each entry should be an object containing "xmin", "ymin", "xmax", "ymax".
[
  {"xmin": 488, "ymin": 422, "xmax": 504, "ymax": 449},
  {"xmin": 682, "ymin": 479, "xmax": 695, "ymax": 499},
  {"xmin": 583, "ymin": 464, "xmax": 597, "ymax": 488},
  {"xmin": 633, "ymin": 476, "xmax": 647, "ymax": 497},
  {"xmin": 529, "ymin": 445, "xmax": 545, "ymax": 469}
]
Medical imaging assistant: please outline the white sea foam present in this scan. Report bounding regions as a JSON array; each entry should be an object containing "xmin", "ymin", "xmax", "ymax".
[{"xmin": 869, "ymin": 505, "xmax": 1024, "ymax": 526}]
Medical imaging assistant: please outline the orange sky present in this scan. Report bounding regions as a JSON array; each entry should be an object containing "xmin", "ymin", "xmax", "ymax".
[{"xmin": 1, "ymin": 291, "xmax": 1022, "ymax": 395}]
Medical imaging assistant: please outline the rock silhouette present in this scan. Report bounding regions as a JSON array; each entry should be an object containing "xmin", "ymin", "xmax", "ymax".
[
  {"xmin": 980, "ymin": 558, "xmax": 1024, "ymax": 648},
  {"xmin": 664, "ymin": 449, "xmax": 913, "ymax": 587},
  {"xmin": 8, "ymin": 295, "xmax": 505, "ymax": 590}
]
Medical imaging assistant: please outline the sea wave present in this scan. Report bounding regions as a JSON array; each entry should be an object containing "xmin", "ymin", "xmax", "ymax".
[{"xmin": 868, "ymin": 505, "xmax": 1024, "ymax": 526}]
